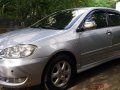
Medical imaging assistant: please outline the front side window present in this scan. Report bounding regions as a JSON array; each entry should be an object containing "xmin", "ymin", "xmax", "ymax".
[
  {"xmin": 85, "ymin": 11, "xmax": 107, "ymax": 29},
  {"xmin": 31, "ymin": 9, "xmax": 86, "ymax": 30},
  {"xmin": 108, "ymin": 12, "xmax": 120, "ymax": 27}
]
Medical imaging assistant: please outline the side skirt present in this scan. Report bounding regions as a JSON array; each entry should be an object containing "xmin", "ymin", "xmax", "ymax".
[{"xmin": 77, "ymin": 55, "xmax": 120, "ymax": 73}]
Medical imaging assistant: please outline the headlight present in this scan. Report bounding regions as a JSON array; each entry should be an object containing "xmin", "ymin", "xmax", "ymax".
[{"xmin": 1, "ymin": 44, "xmax": 37, "ymax": 59}]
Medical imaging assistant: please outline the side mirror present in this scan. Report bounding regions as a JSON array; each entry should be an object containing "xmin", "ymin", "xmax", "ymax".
[{"xmin": 83, "ymin": 21, "xmax": 97, "ymax": 30}]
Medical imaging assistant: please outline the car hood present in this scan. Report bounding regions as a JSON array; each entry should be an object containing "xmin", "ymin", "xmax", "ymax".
[{"xmin": 0, "ymin": 28, "xmax": 64, "ymax": 49}]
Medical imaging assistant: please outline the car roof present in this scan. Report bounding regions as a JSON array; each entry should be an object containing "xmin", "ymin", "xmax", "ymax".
[{"xmin": 64, "ymin": 7, "xmax": 117, "ymax": 12}]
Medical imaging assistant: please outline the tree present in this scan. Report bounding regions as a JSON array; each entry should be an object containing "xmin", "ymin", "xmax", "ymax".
[{"xmin": 0, "ymin": 0, "xmax": 116, "ymax": 26}]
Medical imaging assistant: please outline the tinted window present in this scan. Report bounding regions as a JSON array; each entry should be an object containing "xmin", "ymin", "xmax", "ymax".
[
  {"xmin": 31, "ymin": 9, "xmax": 86, "ymax": 30},
  {"xmin": 108, "ymin": 12, "xmax": 120, "ymax": 26},
  {"xmin": 86, "ymin": 11, "xmax": 107, "ymax": 29}
]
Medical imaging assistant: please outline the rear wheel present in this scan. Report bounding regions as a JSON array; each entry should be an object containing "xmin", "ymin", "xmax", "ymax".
[{"xmin": 43, "ymin": 54, "xmax": 75, "ymax": 90}]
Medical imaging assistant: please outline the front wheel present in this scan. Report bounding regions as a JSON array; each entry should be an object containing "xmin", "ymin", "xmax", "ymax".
[{"xmin": 43, "ymin": 55, "xmax": 75, "ymax": 90}]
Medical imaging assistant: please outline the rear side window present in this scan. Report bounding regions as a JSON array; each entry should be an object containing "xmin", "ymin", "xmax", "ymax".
[{"xmin": 108, "ymin": 12, "xmax": 120, "ymax": 27}]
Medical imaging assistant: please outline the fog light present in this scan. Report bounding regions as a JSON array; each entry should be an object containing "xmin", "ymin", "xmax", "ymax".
[
  {"xmin": 17, "ymin": 78, "xmax": 26, "ymax": 83},
  {"xmin": 0, "ymin": 76, "xmax": 27, "ymax": 83}
]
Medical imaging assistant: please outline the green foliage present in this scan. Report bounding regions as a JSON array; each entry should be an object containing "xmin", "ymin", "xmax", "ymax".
[
  {"xmin": 0, "ymin": 0, "xmax": 115, "ymax": 24},
  {"xmin": 85, "ymin": 0, "xmax": 115, "ymax": 7}
]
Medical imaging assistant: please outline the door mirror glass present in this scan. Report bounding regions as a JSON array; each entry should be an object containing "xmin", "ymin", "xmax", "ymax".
[{"xmin": 83, "ymin": 21, "xmax": 97, "ymax": 30}]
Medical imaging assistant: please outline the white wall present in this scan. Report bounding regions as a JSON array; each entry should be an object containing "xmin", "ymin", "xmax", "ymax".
[{"xmin": 116, "ymin": 1, "xmax": 120, "ymax": 11}]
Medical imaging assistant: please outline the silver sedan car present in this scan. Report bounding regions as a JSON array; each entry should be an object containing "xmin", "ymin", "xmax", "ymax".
[{"xmin": 0, "ymin": 7, "xmax": 120, "ymax": 89}]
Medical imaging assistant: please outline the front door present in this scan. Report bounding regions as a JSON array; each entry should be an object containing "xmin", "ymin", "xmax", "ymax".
[{"xmin": 79, "ymin": 10, "xmax": 112, "ymax": 66}]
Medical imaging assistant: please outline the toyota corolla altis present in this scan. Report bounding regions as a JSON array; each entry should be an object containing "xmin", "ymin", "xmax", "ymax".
[{"xmin": 0, "ymin": 7, "xmax": 120, "ymax": 90}]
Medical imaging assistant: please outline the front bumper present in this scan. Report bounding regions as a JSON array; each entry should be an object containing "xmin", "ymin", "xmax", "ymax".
[{"xmin": 0, "ymin": 57, "xmax": 48, "ymax": 88}]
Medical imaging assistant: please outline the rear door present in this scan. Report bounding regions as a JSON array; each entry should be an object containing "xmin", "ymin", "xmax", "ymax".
[
  {"xmin": 79, "ymin": 10, "xmax": 113, "ymax": 66},
  {"xmin": 107, "ymin": 11, "xmax": 120, "ymax": 56}
]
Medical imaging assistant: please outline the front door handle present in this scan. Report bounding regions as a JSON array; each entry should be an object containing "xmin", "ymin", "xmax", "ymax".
[{"xmin": 106, "ymin": 31, "xmax": 112, "ymax": 35}]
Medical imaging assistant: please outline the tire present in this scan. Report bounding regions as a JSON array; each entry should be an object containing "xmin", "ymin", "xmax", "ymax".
[{"xmin": 43, "ymin": 54, "xmax": 75, "ymax": 90}]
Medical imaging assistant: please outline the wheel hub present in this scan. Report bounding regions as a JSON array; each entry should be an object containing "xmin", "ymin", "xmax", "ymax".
[{"xmin": 51, "ymin": 60, "xmax": 71, "ymax": 87}]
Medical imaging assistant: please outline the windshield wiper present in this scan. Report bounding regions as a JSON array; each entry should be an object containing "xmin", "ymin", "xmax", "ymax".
[
  {"xmin": 30, "ymin": 26, "xmax": 41, "ymax": 28},
  {"xmin": 40, "ymin": 26, "xmax": 60, "ymax": 30},
  {"xmin": 31, "ymin": 25, "xmax": 63, "ymax": 30}
]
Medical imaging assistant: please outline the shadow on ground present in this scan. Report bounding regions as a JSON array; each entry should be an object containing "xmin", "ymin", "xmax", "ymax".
[{"xmin": 69, "ymin": 58, "xmax": 120, "ymax": 90}]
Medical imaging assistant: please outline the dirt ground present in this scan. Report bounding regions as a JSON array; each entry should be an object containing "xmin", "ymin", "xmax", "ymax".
[
  {"xmin": 69, "ymin": 59, "xmax": 120, "ymax": 90},
  {"xmin": 1, "ymin": 58, "xmax": 120, "ymax": 90}
]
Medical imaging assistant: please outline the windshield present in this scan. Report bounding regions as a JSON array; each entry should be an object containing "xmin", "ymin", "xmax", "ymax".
[{"xmin": 31, "ymin": 9, "xmax": 86, "ymax": 30}]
